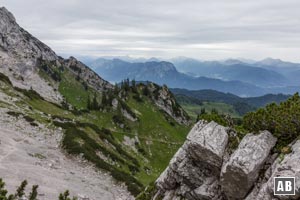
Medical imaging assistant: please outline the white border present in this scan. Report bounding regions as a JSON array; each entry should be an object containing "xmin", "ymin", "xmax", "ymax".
[{"xmin": 274, "ymin": 177, "xmax": 296, "ymax": 196}]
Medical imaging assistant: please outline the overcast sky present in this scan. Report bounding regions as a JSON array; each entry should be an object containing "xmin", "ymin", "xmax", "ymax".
[{"xmin": 2, "ymin": 0, "xmax": 300, "ymax": 61}]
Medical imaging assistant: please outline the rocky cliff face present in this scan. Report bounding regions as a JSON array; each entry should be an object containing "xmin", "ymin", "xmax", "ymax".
[
  {"xmin": 147, "ymin": 83, "xmax": 190, "ymax": 125},
  {"xmin": 0, "ymin": 7, "xmax": 112, "ymax": 103},
  {"xmin": 61, "ymin": 56, "xmax": 113, "ymax": 91},
  {"xmin": 155, "ymin": 120, "xmax": 300, "ymax": 200}
]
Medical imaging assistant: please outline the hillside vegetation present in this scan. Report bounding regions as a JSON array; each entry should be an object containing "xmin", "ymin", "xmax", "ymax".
[
  {"xmin": 0, "ymin": 70, "xmax": 190, "ymax": 196},
  {"xmin": 192, "ymin": 91, "xmax": 300, "ymax": 153},
  {"xmin": 243, "ymin": 93, "xmax": 300, "ymax": 150},
  {"xmin": 172, "ymin": 89, "xmax": 290, "ymax": 116}
]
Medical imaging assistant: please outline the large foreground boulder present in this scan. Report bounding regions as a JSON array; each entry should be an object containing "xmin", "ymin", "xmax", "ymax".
[
  {"xmin": 155, "ymin": 121, "xmax": 228, "ymax": 200},
  {"xmin": 221, "ymin": 131, "xmax": 277, "ymax": 199},
  {"xmin": 186, "ymin": 121, "xmax": 228, "ymax": 171}
]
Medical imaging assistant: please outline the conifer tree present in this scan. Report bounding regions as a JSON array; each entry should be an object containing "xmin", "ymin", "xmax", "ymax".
[
  {"xmin": 59, "ymin": 190, "xmax": 77, "ymax": 200},
  {"xmin": 142, "ymin": 85, "xmax": 150, "ymax": 96},
  {"xmin": 101, "ymin": 93, "xmax": 108, "ymax": 107},
  {"xmin": 243, "ymin": 93, "xmax": 300, "ymax": 149},
  {"xmin": 0, "ymin": 178, "xmax": 8, "ymax": 199},
  {"xmin": 87, "ymin": 94, "xmax": 91, "ymax": 110},
  {"xmin": 131, "ymin": 79, "xmax": 138, "ymax": 93},
  {"xmin": 15, "ymin": 180, "xmax": 27, "ymax": 198},
  {"xmin": 113, "ymin": 84, "xmax": 119, "ymax": 95},
  {"xmin": 28, "ymin": 185, "xmax": 38, "ymax": 200},
  {"xmin": 92, "ymin": 94, "xmax": 99, "ymax": 110}
]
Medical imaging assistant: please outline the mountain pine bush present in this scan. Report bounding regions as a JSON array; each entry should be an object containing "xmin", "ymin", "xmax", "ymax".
[
  {"xmin": 0, "ymin": 178, "xmax": 77, "ymax": 200},
  {"xmin": 243, "ymin": 93, "xmax": 300, "ymax": 150}
]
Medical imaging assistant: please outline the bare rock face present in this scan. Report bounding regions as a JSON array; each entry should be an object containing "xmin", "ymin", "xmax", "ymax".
[
  {"xmin": 0, "ymin": 7, "xmax": 62, "ymax": 103},
  {"xmin": 186, "ymin": 121, "xmax": 228, "ymax": 171},
  {"xmin": 155, "ymin": 121, "xmax": 228, "ymax": 200},
  {"xmin": 220, "ymin": 131, "xmax": 277, "ymax": 199},
  {"xmin": 249, "ymin": 140, "xmax": 300, "ymax": 200},
  {"xmin": 0, "ymin": 7, "xmax": 57, "ymax": 62},
  {"xmin": 61, "ymin": 57, "xmax": 113, "ymax": 91},
  {"xmin": 155, "ymin": 121, "xmax": 289, "ymax": 200},
  {"xmin": 147, "ymin": 83, "xmax": 190, "ymax": 125}
]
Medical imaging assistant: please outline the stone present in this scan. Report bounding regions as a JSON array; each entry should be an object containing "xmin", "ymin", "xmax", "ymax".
[
  {"xmin": 221, "ymin": 131, "xmax": 277, "ymax": 199},
  {"xmin": 156, "ymin": 146, "xmax": 188, "ymax": 191},
  {"xmin": 186, "ymin": 121, "xmax": 228, "ymax": 171},
  {"xmin": 155, "ymin": 121, "xmax": 228, "ymax": 200},
  {"xmin": 121, "ymin": 108, "xmax": 137, "ymax": 121},
  {"xmin": 192, "ymin": 178, "xmax": 222, "ymax": 200},
  {"xmin": 112, "ymin": 98, "xmax": 118, "ymax": 110},
  {"xmin": 249, "ymin": 140, "xmax": 300, "ymax": 200},
  {"xmin": 148, "ymin": 83, "xmax": 190, "ymax": 125}
]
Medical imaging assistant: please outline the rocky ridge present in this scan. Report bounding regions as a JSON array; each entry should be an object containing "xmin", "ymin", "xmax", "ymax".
[
  {"xmin": 0, "ymin": 7, "xmax": 112, "ymax": 103},
  {"xmin": 155, "ymin": 120, "xmax": 300, "ymax": 200}
]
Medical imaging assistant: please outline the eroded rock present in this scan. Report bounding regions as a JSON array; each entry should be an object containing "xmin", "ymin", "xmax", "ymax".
[
  {"xmin": 221, "ymin": 131, "xmax": 277, "ymax": 199},
  {"xmin": 186, "ymin": 121, "xmax": 228, "ymax": 171},
  {"xmin": 155, "ymin": 121, "xmax": 290, "ymax": 200},
  {"xmin": 249, "ymin": 140, "xmax": 300, "ymax": 200},
  {"xmin": 155, "ymin": 121, "xmax": 228, "ymax": 199}
]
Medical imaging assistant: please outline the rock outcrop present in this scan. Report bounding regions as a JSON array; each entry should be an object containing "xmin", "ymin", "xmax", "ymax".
[
  {"xmin": 221, "ymin": 131, "xmax": 277, "ymax": 199},
  {"xmin": 247, "ymin": 140, "xmax": 300, "ymax": 200},
  {"xmin": 186, "ymin": 121, "xmax": 228, "ymax": 171},
  {"xmin": 155, "ymin": 121, "xmax": 228, "ymax": 200},
  {"xmin": 154, "ymin": 120, "xmax": 299, "ymax": 200},
  {"xmin": 0, "ymin": 7, "xmax": 61, "ymax": 102},
  {"xmin": 61, "ymin": 56, "xmax": 113, "ymax": 91},
  {"xmin": 147, "ymin": 83, "xmax": 190, "ymax": 125}
]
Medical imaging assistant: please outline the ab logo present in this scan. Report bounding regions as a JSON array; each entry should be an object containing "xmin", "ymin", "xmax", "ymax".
[{"xmin": 274, "ymin": 177, "xmax": 295, "ymax": 195}]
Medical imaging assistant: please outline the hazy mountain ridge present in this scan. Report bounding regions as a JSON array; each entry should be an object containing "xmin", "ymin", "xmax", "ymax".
[
  {"xmin": 88, "ymin": 57, "xmax": 300, "ymax": 97},
  {"xmin": 89, "ymin": 58, "xmax": 272, "ymax": 96},
  {"xmin": 171, "ymin": 58, "xmax": 292, "ymax": 87}
]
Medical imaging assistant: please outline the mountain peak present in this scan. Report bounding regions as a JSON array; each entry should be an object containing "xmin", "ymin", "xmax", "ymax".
[
  {"xmin": 0, "ymin": 6, "xmax": 57, "ymax": 62},
  {"xmin": 0, "ymin": 7, "xmax": 17, "ymax": 35},
  {"xmin": 0, "ymin": 7, "xmax": 16, "ymax": 23},
  {"xmin": 158, "ymin": 61, "xmax": 177, "ymax": 72},
  {"xmin": 260, "ymin": 57, "xmax": 283, "ymax": 65}
]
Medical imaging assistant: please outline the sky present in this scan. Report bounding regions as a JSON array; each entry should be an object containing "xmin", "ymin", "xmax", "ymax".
[{"xmin": 2, "ymin": 0, "xmax": 300, "ymax": 61}]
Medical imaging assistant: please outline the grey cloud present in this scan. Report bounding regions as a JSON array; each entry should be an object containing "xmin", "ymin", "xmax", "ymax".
[{"xmin": 2, "ymin": 0, "xmax": 300, "ymax": 61}]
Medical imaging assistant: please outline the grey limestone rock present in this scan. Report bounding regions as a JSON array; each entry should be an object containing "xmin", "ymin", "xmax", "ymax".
[
  {"xmin": 221, "ymin": 131, "xmax": 277, "ymax": 199},
  {"xmin": 249, "ymin": 140, "xmax": 300, "ymax": 200},
  {"xmin": 186, "ymin": 121, "xmax": 229, "ymax": 171},
  {"xmin": 155, "ymin": 121, "xmax": 228, "ymax": 200}
]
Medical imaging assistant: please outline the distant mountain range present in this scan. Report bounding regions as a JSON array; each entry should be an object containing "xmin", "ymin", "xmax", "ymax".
[
  {"xmin": 170, "ymin": 88, "xmax": 290, "ymax": 108},
  {"xmin": 171, "ymin": 88, "xmax": 290, "ymax": 116},
  {"xmin": 170, "ymin": 57, "xmax": 297, "ymax": 87},
  {"xmin": 87, "ymin": 57, "xmax": 300, "ymax": 97},
  {"xmin": 89, "ymin": 58, "xmax": 268, "ymax": 96}
]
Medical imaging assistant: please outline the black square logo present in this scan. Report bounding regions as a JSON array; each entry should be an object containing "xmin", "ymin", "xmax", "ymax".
[{"xmin": 274, "ymin": 177, "xmax": 295, "ymax": 195}]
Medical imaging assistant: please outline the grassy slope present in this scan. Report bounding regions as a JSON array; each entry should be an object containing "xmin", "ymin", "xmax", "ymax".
[
  {"xmin": 126, "ymin": 95, "xmax": 189, "ymax": 184},
  {"xmin": 182, "ymin": 101, "xmax": 240, "ymax": 120},
  {"xmin": 59, "ymin": 70, "xmax": 94, "ymax": 109}
]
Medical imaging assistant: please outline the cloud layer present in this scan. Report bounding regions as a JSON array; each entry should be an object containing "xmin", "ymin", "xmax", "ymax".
[{"xmin": 2, "ymin": 0, "xmax": 300, "ymax": 61}]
